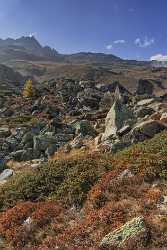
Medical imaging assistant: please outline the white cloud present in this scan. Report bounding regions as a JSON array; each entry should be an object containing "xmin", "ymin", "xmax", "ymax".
[
  {"xmin": 150, "ymin": 54, "xmax": 167, "ymax": 61},
  {"xmin": 106, "ymin": 40, "xmax": 126, "ymax": 50},
  {"xmin": 135, "ymin": 37, "xmax": 155, "ymax": 48},
  {"xmin": 114, "ymin": 40, "xmax": 126, "ymax": 44},
  {"xmin": 29, "ymin": 32, "xmax": 37, "ymax": 38},
  {"xmin": 106, "ymin": 44, "xmax": 113, "ymax": 50}
]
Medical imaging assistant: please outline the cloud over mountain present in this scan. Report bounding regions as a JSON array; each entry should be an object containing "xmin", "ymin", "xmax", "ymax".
[
  {"xmin": 114, "ymin": 40, "xmax": 126, "ymax": 44},
  {"xmin": 135, "ymin": 37, "xmax": 155, "ymax": 48},
  {"xmin": 106, "ymin": 44, "xmax": 113, "ymax": 50},
  {"xmin": 150, "ymin": 54, "xmax": 167, "ymax": 61}
]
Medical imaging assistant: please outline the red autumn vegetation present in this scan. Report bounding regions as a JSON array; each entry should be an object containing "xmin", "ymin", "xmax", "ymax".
[
  {"xmin": 0, "ymin": 132, "xmax": 167, "ymax": 249},
  {"xmin": 0, "ymin": 201, "xmax": 63, "ymax": 248}
]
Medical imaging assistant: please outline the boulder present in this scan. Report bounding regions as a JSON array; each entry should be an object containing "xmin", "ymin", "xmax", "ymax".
[
  {"xmin": 136, "ymin": 79, "xmax": 154, "ymax": 96},
  {"xmin": 117, "ymin": 125, "xmax": 131, "ymax": 136},
  {"xmin": 9, "ymin": 149, "xmax": 34, "ymax": 161},
  {"xmin": 34, "ymin": 133, "xmax": 73, "ymax": 153},
  {"xmin": 160, "ymin": 112, "xmax": 167, "ymax": 124},
  {"xmin": 23, "ymin": 217, "xmax": 32, "ymax": 226},
  {"xmin": 100, "ymin": 216, "xmax": 148, "ymax": 249},
  {"xmin": 102, "ymin": 87, "xmax": 134, "ymax": 141},
  {"xmin": 9, "ymin": 150, "xmax": 25, "ymax": 161},
  {"xmin": 0, "ymin": 169, "xmax": 14, "ymax": 183},
  {"xmin": 131, "ymin": 120, "xmax": 166, "ymax": 143},
  {"xmin": 21, "ymin": 132, "xmax": 34, "ymax": 145},
  {"xmin": 45, "ymin": 144, "xmax": 58, "ymax": 157},
  {"xmin": 73, "ymin": 120, "xmax": 96, "ymax": 137},
  {"xmin": 111, "ymin": 140, "xmax": 128, "ymax": 153},
  {"xmin": 78, "ymin": 96, "xmax": 100, "ymax": 109},
  {"xmin": 21, "ymin": 148, "xmax": 34, "ymax": 161},
  {"xmin": 137, "ymin": 98, "xmax": 154, "ymax": 107},
  {"xmin": 0, "ymin": 127, "xmax": 11, "ymax": 138},
  {"xmin": 135, "ymin": 107, "xmax": 155, "ymax": 118}
]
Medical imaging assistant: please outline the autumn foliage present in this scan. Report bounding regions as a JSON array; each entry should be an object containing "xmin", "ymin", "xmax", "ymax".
[
  {"xmin": 23, "ymin": 79, "xmax": 33, "ymax": 98},
  {"xmin": 0, "ymin": 201, "xmax": 63, "ymax": 248},
  {"xmin": 0, "ymin": 132, "xmax": 167, "ymax": 249}
]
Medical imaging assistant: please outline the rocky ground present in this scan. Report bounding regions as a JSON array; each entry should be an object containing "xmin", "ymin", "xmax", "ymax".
[{"xmin": 0, "ymin": 76, "xmax": 167, "ymax": 249}]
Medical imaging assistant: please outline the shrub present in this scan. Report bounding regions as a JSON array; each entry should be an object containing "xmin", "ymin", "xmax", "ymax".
[
  {"xmin": 0, "ymin": 154, "xmax": 111, "ymax": 210},
  {"xmin": 0, "ymin": 201, "xmax": 62, "ymax": 248},
  {"xmin": 0, "ymin": 132, "xmax": 167, "ymax": 249}
]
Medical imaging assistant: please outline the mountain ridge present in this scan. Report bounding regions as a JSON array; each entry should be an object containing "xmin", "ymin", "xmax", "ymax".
[{"xmin": 0, "ymin": 36, "xmax": 150, "ymax": 67}]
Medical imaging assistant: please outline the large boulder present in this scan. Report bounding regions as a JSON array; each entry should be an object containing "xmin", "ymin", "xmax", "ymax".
[
  {"xmin": 136, "ymin": 79, "xmax": 154, "ymax": 96},
  {"xmin": 131, "ymin": 120, "xmax": 166, "ymax": 143},
  {"xmin": 135, "ymin": 106, "xmax": 155, "ymax": 118},
  {"xmin": 73, "ymin": 120, "xmax": 96, "ymax": 137},
  {"xmin": 77, "ymin": 88, "xmax": 102, "ymax": 109},
  {"xmin": 102, "ymin": 96, "xmax": 134, "ymax": 141},
  {"xmin": 21, "ymin": 131, "xmax": 34, "ymax": 145},
  {"xmin": 0, "ymin": 127, "xmax": 11, "ymax": 138},
  {"xmin": 9, "ymin": 149, "xmax": 34, "ymax": 161},
  {"xmin": 34, "ymin": 132, "xmax": 74, "ymax": 155},
  {"xmin": 100, "ymin": 217, "xmax": 148, "ymax": 249},
  {"xmin": 137, "ymin": 98, "xmax": 155, "ymax": 107},
  {"xmin": 160, "ymin": 112, "xmax": 167, "ymax": 124},
  {"xmin": 0, "ymin": 169, "xmax": 14, "ymax": 184}
]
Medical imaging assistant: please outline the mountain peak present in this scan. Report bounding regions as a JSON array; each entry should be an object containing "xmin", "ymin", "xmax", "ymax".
[{"xmin": 15, "ymin": 36, "xmax": 42, "ymax": 50}]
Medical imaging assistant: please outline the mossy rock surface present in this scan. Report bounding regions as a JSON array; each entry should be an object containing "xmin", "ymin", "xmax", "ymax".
[{"xmin": 100, "ymin": 216, "xmax": 146, "ymax": 248}]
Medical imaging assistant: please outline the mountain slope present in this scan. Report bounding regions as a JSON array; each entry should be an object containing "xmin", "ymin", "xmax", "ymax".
[
  {"xmin": 0, "ymin": 36, "xmax": 150, "ymax": 68},
  {"xmin": 0, "ymin": 64, "xmax": 24, "ymax": 96}
]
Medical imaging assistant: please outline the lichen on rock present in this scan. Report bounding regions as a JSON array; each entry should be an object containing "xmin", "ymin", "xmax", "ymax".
[{"xmin": 100, "ymin": 216, "xmax": 147, "ymax": 249}]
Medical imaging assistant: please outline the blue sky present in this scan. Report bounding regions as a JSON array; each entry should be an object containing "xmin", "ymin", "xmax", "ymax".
[{"xmin": 0, "ymin": 0, "xmax": 166, "ymax": 60}]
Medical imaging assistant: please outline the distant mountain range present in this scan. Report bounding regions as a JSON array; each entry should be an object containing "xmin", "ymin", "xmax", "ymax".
[
  {"xmin": 1, "ymin": 36, "xmax": 167, "ymax": 98},
  {"xmin": 0, "ymin": 36, "xmax": 150, "ymax": 67}
]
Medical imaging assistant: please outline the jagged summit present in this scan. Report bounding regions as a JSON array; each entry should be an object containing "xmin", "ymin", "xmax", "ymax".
[
  {"xmin": 0, "ymin": 36, "xmax": 59, "ymax": 62},
  {"xmin": 0, "ymin": 36, "xmax": 41, "ymax": 49}
]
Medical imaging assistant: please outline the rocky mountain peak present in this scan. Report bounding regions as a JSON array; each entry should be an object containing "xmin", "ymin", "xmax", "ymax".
[{"xmin": 15, "ymin": 36, "xmax": 42, "ymax": 50}]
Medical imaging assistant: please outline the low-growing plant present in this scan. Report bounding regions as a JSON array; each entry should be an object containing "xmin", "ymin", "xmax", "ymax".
[
  {"xmin": 0, "ymin": 201, "xmax": 62, "ymax": 248},
  {"xmin": 0, "ymin": 154, "xmax": 111, "ymax": 210}
]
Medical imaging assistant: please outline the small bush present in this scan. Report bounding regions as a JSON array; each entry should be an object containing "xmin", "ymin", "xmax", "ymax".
[
  {"xmin": 0, "ymin": 201, "xmax": 62, "ymax": 248},
  {"xmin": 0, "ymin": 155, "xmax": 111, "ymax": 210}
]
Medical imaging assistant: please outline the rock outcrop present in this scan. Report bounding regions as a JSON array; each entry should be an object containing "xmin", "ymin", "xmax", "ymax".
[
  {"xmin": 100, "ymin": 217, "xmax": 148, "ymax": 249},
  {"xmin": 102, "ymin": 86, "xmax": 134, "ymax": 141}
]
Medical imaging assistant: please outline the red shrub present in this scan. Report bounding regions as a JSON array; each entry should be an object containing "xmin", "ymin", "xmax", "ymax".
[{"xmin": 0, "ymin": 201, "xmax": 63, "ymax": 248}]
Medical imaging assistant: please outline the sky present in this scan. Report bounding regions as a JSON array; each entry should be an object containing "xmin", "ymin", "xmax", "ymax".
[{"xmin": 0, "ymin": 0, "xmax": 167, "ymax": 60}]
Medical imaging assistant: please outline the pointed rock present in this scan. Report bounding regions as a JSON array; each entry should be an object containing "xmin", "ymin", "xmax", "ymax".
[
  {"xmin": 114, "ymin": 84, "xmax": 122, "ymax": 102},
  {"xmin": 102, "ymin": 86, "xmax": 134, "ymax": 141}
]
